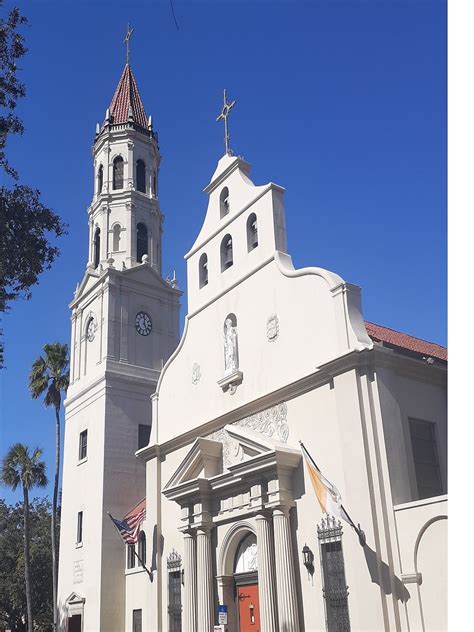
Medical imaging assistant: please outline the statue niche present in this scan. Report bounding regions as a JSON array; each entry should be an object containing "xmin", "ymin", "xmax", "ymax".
[{"xmin": 218, "ymin": 313, "xmax": 243, "ymax": 393}]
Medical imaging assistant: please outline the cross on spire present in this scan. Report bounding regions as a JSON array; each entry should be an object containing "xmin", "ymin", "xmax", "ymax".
[
  {"xmin": 124, "ymin": 23, "xmax": 134, "ymax": 65},
  {"xmin": 216, "ymin": 89, "xmax": 237, "ymax": 155}
]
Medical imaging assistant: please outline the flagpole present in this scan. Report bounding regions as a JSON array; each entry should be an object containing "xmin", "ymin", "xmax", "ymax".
[
  {"xmin": 299, "ymin": 441, "xmax": 366, "ymax": 547},
  {"xmin": 107, "ymin": 512, "xmax": 154, "ymax": 580}
]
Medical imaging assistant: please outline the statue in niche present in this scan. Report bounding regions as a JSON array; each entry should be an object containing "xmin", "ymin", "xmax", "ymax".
[{"xmin": 223, "ymin": 316, "xmax": 238, "ymax": 376}]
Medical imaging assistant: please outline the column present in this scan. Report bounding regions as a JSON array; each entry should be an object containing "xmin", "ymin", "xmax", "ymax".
[
  {"xmin": 196, "ymin": 527, "xmax": 214, "ymax": 632},
  {"xmin": 255, "ymin": 514, "xmax": 278, "ymax": 632},
  {"xmin": 273, "ymin": 507, "xmax": 300, "ymax": 632},
  {"xmin": 183, "ymin": 531, "xmax": 197, "ymax": 632}
]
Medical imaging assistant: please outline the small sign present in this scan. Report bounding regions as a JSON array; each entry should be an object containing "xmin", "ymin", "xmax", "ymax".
[
  {"xmin": 218, "ymin": 604, "xmax": 228, "ymax": 625},
  {"xmin": 214, "ymin": 627, "xmax": 225, "ymax": 632}
]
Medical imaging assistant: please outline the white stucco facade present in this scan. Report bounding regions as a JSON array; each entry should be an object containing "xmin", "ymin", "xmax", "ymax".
[{"xmin": 58, "ymin": 65, "xmax": 447, "ymax": 632}]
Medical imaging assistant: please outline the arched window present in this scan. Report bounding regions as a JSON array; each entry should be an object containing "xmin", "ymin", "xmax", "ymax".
[
  {"xmin": 137, "ymin": 531, "xmax": 146, "ymax": 567},
  {"xmin": 136, "ymin": 223, "xmax": 148, "ymax": 263},
  {"xmin": 113, "ymin": 156, "xmax": 124, "ymax": 190},
  {"xmin": 112, "ymin": 224, "xmax": 121, "ymax": 252},
  {"xmin": 220, "ymin": 187, "xmax": 230, "ymax": 218},
  {"xmin": 234, "ymin": 532, "xmax": 258, "ymax": 574},
  {"xmin": 220, "ymin": 234, "xmax": 233, "ymax": 271},
  {"xmin": 199, "ymin": 253, "xmax": 208, "ymax": 288},
  {"xmin": 136, "ymin": 159, "xmax": 146, "ymax": 193},
  {"xmin": 93, "ymin": 227, "xmax": 100, "ymax": 268},
  {"xmin": 153, "ymin": 173, "xmax": 157, "ymax": 197},
  {"xmin": 247, "ymin": 213, "xmax": 258, "ymax": 251},
  {"xmin": 97, "ymin": 165, "xmax": 103, "ymax": 194}
]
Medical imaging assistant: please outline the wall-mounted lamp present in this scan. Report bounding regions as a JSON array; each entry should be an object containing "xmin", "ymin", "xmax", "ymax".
[{"xmin": 302, "ymin": 543, "xmax": 314, "ymax": 577}]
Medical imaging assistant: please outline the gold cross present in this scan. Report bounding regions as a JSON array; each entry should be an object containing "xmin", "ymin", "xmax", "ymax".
[
  {"xmin": 124, "ymin": 24, "xmax": 134, "ymax": 65},
  {"xmin": 216, "ymin": 89, "xmax": 237, "ymax": 155}
]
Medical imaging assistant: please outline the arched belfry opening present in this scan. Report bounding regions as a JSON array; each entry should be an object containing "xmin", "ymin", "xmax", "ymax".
[
  {"xmin": 136, "ymin": 159, "xmax": 146, "ymax": 193},
  {"xmin": 93, "ymin": 227, "xmax": 100, "ymax": 268},
  {"xmin": 136, "ymin": 223, "xmax": 148, "ymax": 263},
  {"xmin": 113, "ymin": 156, "xmax": 124, "ymax": 190}
]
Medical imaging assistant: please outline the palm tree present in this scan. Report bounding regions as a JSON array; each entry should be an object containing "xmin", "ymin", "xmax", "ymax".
[
  {"xmin": 1, "ymin": 444, "xmax": 48, "ymax": 632},
  {"xmin": 29, "ymin": 342, "xmax": 69, "ymax": 632}
]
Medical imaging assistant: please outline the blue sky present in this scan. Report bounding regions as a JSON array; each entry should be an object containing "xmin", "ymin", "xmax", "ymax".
[{"xmin": 0, "ymin": 0, "xmax": 446, "ymax": 504}]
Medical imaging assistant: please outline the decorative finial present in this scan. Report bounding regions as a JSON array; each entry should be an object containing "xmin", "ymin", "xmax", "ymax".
[
  {"xmin": 216, "ymin": 89, "xmax": 237, "ymax": 156},
  {"xmin": 124, "ymin": 23, "xmax": 134, "ymax": 65}
]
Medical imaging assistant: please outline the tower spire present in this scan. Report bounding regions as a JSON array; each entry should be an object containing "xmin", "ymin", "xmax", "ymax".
[{"xmin": 124, "ymin": 23, "xmax": 134, "ymax": 65}]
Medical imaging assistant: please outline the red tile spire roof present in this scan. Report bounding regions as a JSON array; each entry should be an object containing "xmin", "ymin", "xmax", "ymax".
[
  {"xmin": 108, "ymin": 63, "xmax": 148, "ymax": 128},
  {"xmin": 365, "ymin": 321, "xmax": 447, "ymax": 361}
]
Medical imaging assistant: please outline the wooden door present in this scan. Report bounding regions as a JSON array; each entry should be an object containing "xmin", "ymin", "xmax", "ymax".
[{"xmin": 238, "ymin": 583, "xmax": 261, "ymax": 632}]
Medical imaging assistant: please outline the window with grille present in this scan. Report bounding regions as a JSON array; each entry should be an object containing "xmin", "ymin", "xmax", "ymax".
[
  {"xmin": 167, "ymin": 550, "xmax": 182, "ymax": 632},
  {"xmin": 79, "ymin": 430, "xmax": 87, "ymax": 461},
  {"xmin": 97, "ymin": 165, "xmax": 103, "ymax": 194},
  {"xmin": 409, "ymin": 418, "xmax": 444, "ymax": 500},
  {"xmin": 318, "ymin": 516, "xmax": 350, "ymax": 632}
]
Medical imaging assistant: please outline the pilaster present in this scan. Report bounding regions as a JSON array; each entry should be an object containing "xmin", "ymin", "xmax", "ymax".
[
  {"xmin": 272, "ymin": 507, "xmax": 300, "ymax": 632},
  {"xmin": 255, "ymin": 513, "xmax": 278, "ymax": 632},
  {"xmin": 183, "ymin": 531, "xmax": 197, "ymax": 632},
  {"xmin": 196, "ymin": 527, "xmax": 214, "ymax": 632}
]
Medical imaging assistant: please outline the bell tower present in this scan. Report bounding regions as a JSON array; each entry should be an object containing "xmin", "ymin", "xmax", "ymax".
[
  {"xmin": 57, "ymin": 53, "xmax": 181, "ymax": 632},
  {"xmin": 88, "ymin": 62, "xmax": 163, "ymax": 272}
]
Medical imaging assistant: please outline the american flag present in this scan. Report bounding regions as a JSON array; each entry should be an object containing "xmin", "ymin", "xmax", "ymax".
[{"xmin": 108, "ymin": 501, "xmax": 146, "ymax": 545}]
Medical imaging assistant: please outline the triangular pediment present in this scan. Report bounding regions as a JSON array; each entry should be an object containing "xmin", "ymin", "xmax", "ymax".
[
  {"xmin": 66, "ymin": 591, "xmax": 85, "ymax": 605},
  {"xmin": 164, "ymin": 438, "xmax": 223, "ymax": 490},
  {"xmin": 165, "ymin": 425, "xmax": 284, "ymax": 494}
]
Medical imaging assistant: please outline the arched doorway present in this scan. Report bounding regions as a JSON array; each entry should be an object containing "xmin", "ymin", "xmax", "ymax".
[{"xmin": 234, "ymin": 533, "xmax": 261, "ymax": 632}]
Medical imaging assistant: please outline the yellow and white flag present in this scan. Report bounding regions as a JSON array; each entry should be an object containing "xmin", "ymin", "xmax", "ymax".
[{"xmin": 300, "ymin": 441, "xmax": 351, "ymax": 525}]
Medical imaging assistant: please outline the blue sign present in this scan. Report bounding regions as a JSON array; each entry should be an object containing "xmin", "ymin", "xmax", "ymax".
[{"xmin": 218, "ymin": 605, "xmax": 228, "ymax": 624}]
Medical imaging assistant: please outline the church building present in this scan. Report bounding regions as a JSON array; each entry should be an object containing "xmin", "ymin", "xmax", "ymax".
[{"xmin": 57, "ymin": 57, "xmax": 447, "ymax": 632}]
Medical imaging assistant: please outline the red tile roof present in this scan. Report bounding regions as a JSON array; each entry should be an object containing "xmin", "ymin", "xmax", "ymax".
[
  {"xmin": 365, "ymin": 321, "xmax": 447, "ymax": 361},
  {"xmin": 109, "ymin": 64, "xmax": 148, "ymax": 128}
]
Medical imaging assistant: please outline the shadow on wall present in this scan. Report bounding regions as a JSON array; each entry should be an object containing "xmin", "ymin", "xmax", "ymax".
[{"xmin": 363, "ymin": 544, "xmax": 410, "ymax": 603}]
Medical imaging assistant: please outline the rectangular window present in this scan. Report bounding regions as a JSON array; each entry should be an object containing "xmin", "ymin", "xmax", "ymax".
[
  {"xmin": 127, "ymin": 544, "xmax": 136, "ymax": 569},
  {"xmin": 138, "ymin": 424, "xmax": 151, "ymax": 450},
  {"xmin": 409, "ymin": 418, "xmax": 443, "ymax": 499},
  {"xmin": 76, "ymin": 511, "xmax": 83, "ymax": 544},
  {"xmin": 79, "ymin": 430, "xmax": 88, "ymax": 461},
  {"xmin": 168, "ymin": 570, "xmax": 182, "ymax": 632},
  {"xmin": 132, "ymin": 609, "xmax": 142, "ymax": 632}
]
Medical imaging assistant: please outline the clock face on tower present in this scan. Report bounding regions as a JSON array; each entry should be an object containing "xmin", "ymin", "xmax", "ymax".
[{"xmin": 135, "ymin": 311, "xmax": 152, "ymax": 336}]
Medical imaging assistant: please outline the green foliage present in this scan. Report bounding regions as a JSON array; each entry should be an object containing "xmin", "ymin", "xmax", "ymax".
[
  {"xmin": 0, "ymin": 2, "xmax": 67, "ymax": 368},
  {"xmin": 0, "ymin": 498, "xmax": 55, "ymax": 631},
  {"xmin": 29, "ymin": 343, "xmax": 70, "ymax": 409},
  {"xmin": 0, "ymin": 0, "xmax": 27, "ymax": 179},
  {"xmin": 1, "ymin": 444, "xmax": 47, "ymax": 493}
]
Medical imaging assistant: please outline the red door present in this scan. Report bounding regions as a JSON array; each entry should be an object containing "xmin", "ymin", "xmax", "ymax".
[{"xmin": 238, "ymin": 584, "xmax": 261, "ymax": 632}]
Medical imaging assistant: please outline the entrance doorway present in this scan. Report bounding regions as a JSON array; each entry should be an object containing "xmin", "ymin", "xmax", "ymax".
[
  {"xmin": 66, "ymin": 615, "xmax": 82, "ymax": 632},
  {"xmin": 237, "ymin": 583, "xmax": 260, "ymax": 632},
  {"xmin": 234, "ymin": 533, "xmax": 260, "ymax": 632}
]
